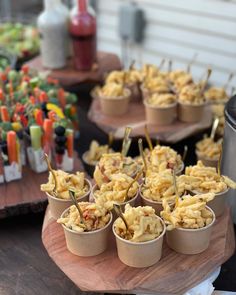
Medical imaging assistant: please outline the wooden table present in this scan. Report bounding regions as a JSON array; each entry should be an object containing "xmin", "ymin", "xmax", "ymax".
[
  {"xmin": 0, "ymin": 155, "xmax": 84, "ymax": 219},
  {"xmin": 26, "ymin": 52, "xmax": 122, "ymax": 88},
  {"xmin": 88, "ymin": 99, "xmax": 213, "ymax": 143},
  {"xmin": 42, "ymin": 207, "xmax": 235, "ymax": 295}
]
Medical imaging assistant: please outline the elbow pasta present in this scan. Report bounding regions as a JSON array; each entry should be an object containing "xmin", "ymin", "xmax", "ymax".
[
  {"xmin": 179, "ymin": 84, "xmax": 205, "ymax": 105},
  {"xmin": 185, "ymin": 161, "xmax": 236, "ymax": 193},
  {"xmin": 146, "ymin": 93, "xmax": 177, "ymax": 107},
  {"xmin": 148, "ymin": 145, "xmax": 183, "ymax": 173},
  {"xmin": 196, "ymin": 137, "xmax": 222, "ymax": 159},
  {"xmin": 41, "ymin": 170, "xmax": 89, "ymax": 200},
  {"xmin": 57, "ymin": 202, "xmax": 111, "ymax": 232},
  {"xmin": 94, "ymin": 153, "xmax": 139, "ymax": 187},
  {"xmin": 142, "ymin": 170, "xmax": 195, "ymax": 203},
  {"xmin": 97, "ymin": 82, "xmax": 126, "ymax": 98},
  {"xmin": 204, "ymin": 87, "xmax": 228, "ymax": 102},
  {"xmin": 161, "ymin": 193, "xmax": 215, "ymax": 230},
  {"xmin": 114, "ymin": 204, "xmax": 163, "ymax": 242},
  {"xmin": 85, "ymin": 140, "xmax": 113, "ymax": 164},
  {"xmin": 143, "ymin": 76, "xmax": 170, "ymax": 94},
  {"xmin": 94, "ymin": 173, "xmax": 139, "ymax": 210}
]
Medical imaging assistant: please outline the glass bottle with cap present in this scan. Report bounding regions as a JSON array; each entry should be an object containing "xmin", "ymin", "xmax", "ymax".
[{"xmin": 69, "ymin": 0, "xmax": 97, "ymax": 71}]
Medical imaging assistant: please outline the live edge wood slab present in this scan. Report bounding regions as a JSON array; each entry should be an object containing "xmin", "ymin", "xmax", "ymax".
[
  {"xmin": 26, "ymin": 52, "xmax": 122, "ymax": 88},
  {"xmin": 88, "ymin": 99, "xmax": 213, "ymax": 143},
  {"xmin": 0, "ymin": 155, "xmax": 84, "ymax": 219},
  {"xmin": 42, "ymin": 207, "xmax": 235, "ymax": 295}
]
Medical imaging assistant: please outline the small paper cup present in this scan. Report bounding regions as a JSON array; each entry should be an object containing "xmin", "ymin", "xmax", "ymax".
[
  {"xmin": 193, "ymin": 188, "xmax": 229, "ymax": 217},
  {"xmin": 140, "ymin": 185, "xmax": 174, "ymax": 216},
  {"xmin": 196, "ymin": 151, "xmax": 218, "ymax": 168},
  {"xmin": 178, "ymin": 101, "xmax": 206, "ymax": 123},
  {"xmin": 126, "ymin": 82, "xmax": 142, "ymax": 102},
  {"xmin": 113, "ymin": 216, "xmax": 166, "ymax": 267},
  {"xmin": 144, "ymin": 100, "xmax": 177, "ymax": 125},
  {"xmin": 82, "ymin": 151, "xmax": 97, "ymax": 177},
  {"xmin": 99, "ymin": 89, "xmax": 131, "ymax": 116},
  {"xmin": 92, "ymin": 184, "xmax": 140, "ymax": 217},
  {"xmin": 60, "ymin": 208, "xmax": 113, "ymax": 256},
  {"xmin": 47, "ymin": 179, "xmax": 92, "ymax": 220},
  {"xmin": 166, "ymin": 206, "xmax": 215, "ymax": 254}
]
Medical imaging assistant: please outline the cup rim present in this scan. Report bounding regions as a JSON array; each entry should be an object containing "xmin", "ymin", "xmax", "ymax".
[
  {"xmin": 171, "ymin": 206, "xmax": 215, "ymax": 232},
  {"xmin": 82, "ymin": 151, "xmax": 98, "ymax": 167},
  {"xmin": 112, "ymin": 214, "xmax": 166, "ymax": 245},
  {"xmin": 143, "ymin": 99, "xmax": 177, "ymax": 109},
  {"xmin": 195, "ymin": 150, "xmax": 219, "ymax": 162},
  {"xmin": 92, "ymin": 183, "xmax": 140, "ymax": 207},
  {"xmin": 178, "ymin": 100, "xmax": 207, "ymax": 107},
  {"xmin": 99, "ymin": 88, "xmax": 131, "ymax": 101},
  {"xmin": 191, "ymin": 187, "xmax": 230, "ymax": 196},
  {"xmin": 46, "ymin": 178, "xmax": 92, "ymax": 202},
  {"xmin": 139, "ymin": 184, "xmax": 175, "ymax": 205},
  {"xmin": 60, "ymin": 208, "xmax": 113, "ymax": 235}
]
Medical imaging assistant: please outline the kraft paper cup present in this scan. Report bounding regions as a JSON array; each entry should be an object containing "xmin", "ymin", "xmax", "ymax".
[
  {"xmin": 166, "ymin": 206, "xmax": 215, "ymax": 254},
  {"xmin": 82, "ymin": 151, "xmax": 96, "ymax": 177},
  {"xmin": 140, "ymin": 185, "xmax": 174, "ymax": 216},
  {"xmin": 92, "ymin": 184, "xmax": 140, "ymax": 217},
  {"xmin": 47, "ymin": 179, "xmax": 92, "ymax": 220},
  {"xmin": 126, "ymin": 83, "xmax": 142, "ymax": 102},
  {"xmin": 99, "ymin": 88, "xmax": 131, "ymax": 116},
  {"xmin": 193, "ymin": 188, "xmax": 229, "ymax": 217},
  {"xmin": 144, "ymin": 100, "xmax": 177, "ymax": 125},
  {"xmin": 113, "ymin": 216, "xmax": 166, "ymax": 267},
  {"xmin": 178, "ymin": 101, "xmax": 206, "ymax": 123},
  {"xmin": 196, "ymin": 151, "xmax": 218, "ymax": 168},
  {"xmin": 61, "ymin": 208, "xmax": 113, "ymax": 257}
]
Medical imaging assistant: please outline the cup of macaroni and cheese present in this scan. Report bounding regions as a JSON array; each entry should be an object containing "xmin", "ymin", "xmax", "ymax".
[
  {"xmin": 41, "ymin": 170, "xmax": 91, "ymax": 220},
  {"xmin": 113, "ymin": 204, "xmax": 166, "ymax": 267},
  {"xmin": 58, "ymin": 202, "xmax": 112, "ymax": 256},
  {"xmin": 186, "ymin": 161, "xmax": 234, "ymax": 217},
  {"xmin": 195, "ymin": 137, "xmax": 222, "ymax": 168},
  {"xmin": 161, "ymin": 194, "xmax": 216, "ymax": 254},
  {"xmin": 94, "ymin": 83, "xmax": 131, "ymax": 116},
  {"xmin": 178, "ymin": 84, "xmax": 207, "ymax": 123},
  {"xmin": 143, "ymin": 93, "xmax": 177, "ymax": 125}
]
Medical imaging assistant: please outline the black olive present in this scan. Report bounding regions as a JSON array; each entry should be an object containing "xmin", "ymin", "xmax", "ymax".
[
  {"xmin": 55, "ymin": 145, "xmax": 65, "ymax": 154},
  {"xmin": 55, "ymin": 126, "xmax": 66, "ymax": 136},
  {"xmin": 55, "ymin": 135, "xmax": 67, "ymax": 145}
]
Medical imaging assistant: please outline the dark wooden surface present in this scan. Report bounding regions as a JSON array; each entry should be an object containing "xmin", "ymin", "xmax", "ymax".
[
  {"xmin": 0, "ymin": 155, "xmax": 84, "ymax": 219},
  {"xmin": 26, "ymin": 52, "xmax": 122, "ymax": 88},
  {"xmin": 88, "ymin": 99, "xmax": 213, "ymax": 143},
  {"xmin": 42, "ymin": 207, "xmax": 235, "ymax": 295}
]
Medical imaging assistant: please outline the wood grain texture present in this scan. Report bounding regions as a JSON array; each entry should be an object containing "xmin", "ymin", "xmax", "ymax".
[
  {"xmin": 88, "ymin": 99, "xmax": 213, "ymax": 143},
  {"xmin": 26, "ymin": 52, "xmax": 122, "ymax": 87},
  {"xmin": 42, "ymin": 207, "xmax": 235, "ymax": 295},
  {"xmin": 0, "ymin": 155, "xmax": 85, "ymax": 219}
]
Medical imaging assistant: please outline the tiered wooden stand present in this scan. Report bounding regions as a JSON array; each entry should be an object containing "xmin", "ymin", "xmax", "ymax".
[
  {"xmin": 88, "ymin": 99, "xmax": 213, "ymax": 143},
  {"xmin": 42, "ymin": 207, "xmax": 235, "ymax": 295},
  {"xmin": 26, "ymin": 52, "xmax": 122, "ymax": 88},
  {"xmin": 0, "ymin": 155, "xmax": 84, "ymax": 219}
]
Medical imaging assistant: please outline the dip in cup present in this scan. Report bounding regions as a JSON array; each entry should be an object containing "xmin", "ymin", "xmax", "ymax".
[
  {"xmin": 161, "ymin": 194, "xmax": 215, "ymax": 254},
  {"xmin": 41, "ymin": 170, "xmax": 91, "ymax": 220},
  {"xmin": 58, "ymin": 202, "xmax": 112, "ymax": 256},
  {"xmin": 113, "ymin": 204, "xmax": 166, "ymax": 267}
]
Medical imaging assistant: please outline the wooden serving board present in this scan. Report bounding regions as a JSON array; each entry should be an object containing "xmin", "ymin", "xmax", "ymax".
[
  {"xmin": 26, "ymin": 52, "xmax": 122, "ymax": 88},
  {"xmin": 88, "ymin": 99, "xmax": 213, "ymax": 143},
  {"xmin": 42, "ymin": 207, "xmax": 235, "ymax": 295},
  {"xmin": 0, "ymin": 155, "xmax": 84, "ymax": 219}
]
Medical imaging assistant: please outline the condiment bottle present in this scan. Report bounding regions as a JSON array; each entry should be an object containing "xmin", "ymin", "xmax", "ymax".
[
  {"xmin": 69, "ymin": 0, "xmax": 97, "ymax": 71},
  {"xmin": 37, "ymin": 0, "xmax": 68, "ymax": 69}
]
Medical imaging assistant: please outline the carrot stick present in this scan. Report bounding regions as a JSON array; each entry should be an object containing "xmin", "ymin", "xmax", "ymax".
[
  {"xmin": 34, "ymin": 109, "xmax": 44, "ymax": 126},
  {"xmin": 67, "ymin": 130, "xmax": 74, "ymax": 158},
  {"xmin": 58, "ymin": 88, "xmax": 66, "ymax": 109},
  {"xmin": 43, "ymin": 119, "xmax": 53, "ymax": 148},
  {"xmin": 0, "ymin": 106, "xmax": 10, "ymax": 122},
  {"xmin": 39, "ymin": 91, "xmax": 47, "ymax": 103},
  {"xmin": 0, "ymin": 88, "xmax": 4, "ymax": 101},
  {"xmin": 7, "ymin": 131, "xmax": 17, "ymax": 164}
]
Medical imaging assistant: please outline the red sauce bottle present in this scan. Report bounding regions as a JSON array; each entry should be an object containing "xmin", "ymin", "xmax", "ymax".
[{"xmin": 69, "ymin": 0, "xmax": 97, "ymax": 71}]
